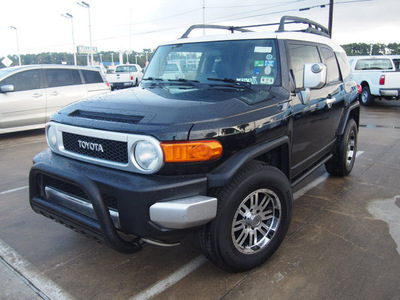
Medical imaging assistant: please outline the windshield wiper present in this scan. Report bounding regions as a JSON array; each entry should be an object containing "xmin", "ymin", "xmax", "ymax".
[
  {"xmin": 142, "ymin": 77, "xmax": 165, "ymax": 87},
  {"xmin": 167, "ymin": 78, "xmax": 203, "ymax": 88},
  {"xmin": 206, "ymin": 77, "xmax": 256, "ymax": 91},
  {"xmin": 143, "ymin": 77, "xmax": 164, "ymax": 81}
]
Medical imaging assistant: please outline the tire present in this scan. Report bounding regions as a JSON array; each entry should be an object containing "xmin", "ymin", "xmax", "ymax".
[
  {"xmin": 195, "ymin": 161, "xmax": 293, "ymax": 272},
  {"xmin": 325, "ymin": 118, "xmax": 358, "ymax": 177},
  {"xmin": 360, "ymin": 86, "xmax": 374, "ymax": 106}
]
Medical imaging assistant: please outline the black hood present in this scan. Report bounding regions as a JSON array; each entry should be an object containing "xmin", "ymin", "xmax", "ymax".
[{"xmin": 52, "ymin": 86, "xmax": 285, "ymax": 141}]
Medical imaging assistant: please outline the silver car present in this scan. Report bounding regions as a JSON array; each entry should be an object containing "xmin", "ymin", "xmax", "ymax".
[{"xmin": 0, "ymin": 64, "xmax": 110, "ymax": 134}]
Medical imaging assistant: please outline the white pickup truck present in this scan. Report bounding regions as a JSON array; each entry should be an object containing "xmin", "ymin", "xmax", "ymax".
[
  {"xmin": 106, "ymin": 64, "xmax": 143, "ymax": 90},
  {"xmin": 349, "ymin": 56, "xmax": 400, "ymax": 106}
]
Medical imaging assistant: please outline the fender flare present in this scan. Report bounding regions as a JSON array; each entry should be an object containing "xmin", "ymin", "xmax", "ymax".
[
  {"xmin": 207, "ymin": 136, "xmax": 290, "ymax": 188},
  {"xmin": 336, "ymin": 101, "xmax": 360, "ymax": 136}
]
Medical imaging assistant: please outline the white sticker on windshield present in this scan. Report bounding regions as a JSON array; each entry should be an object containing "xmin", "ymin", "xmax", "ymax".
[
  {"xmin": 237, "ymin": 77, "xmax": 258, "ymax": 84},
  {"xmin": 261, "ymin": 76, "xmax": 274, "ymax": 85},
  {"xmin": 254, "ymin": 46, "xmax": 272, "ymax": 53}
]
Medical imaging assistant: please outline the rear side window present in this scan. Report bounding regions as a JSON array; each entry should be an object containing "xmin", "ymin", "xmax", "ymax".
[
  {"xmin": 392, "ymin": 59, "xmax": 400, "ymax": 71},
  {"xmin": 321, "ymin": 46, "xmax": 341, "ymax": 83},
  {"xmin": 288, "ymin": 43, "xmax": 321, "ymax": 89},
  {"xmin": 336, "ymin": 52, "xmax": 351, "ymax": 79},
  {"xmin": 45, "ymin": 69, "xmax": 82, "ymax": 87},
  {"xmin": 82, "ymin": 70, "xmax": 104, "ymax": 84},
  {"xmin": 0, "ymin": 69, "xmax": 41, "ymax": 92}
]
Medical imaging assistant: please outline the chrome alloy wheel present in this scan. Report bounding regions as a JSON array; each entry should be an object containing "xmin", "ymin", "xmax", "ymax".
[
  {"xmin": 346, "ymin": 129, "xmax": 356, "ymax": 167},
  {"xmin": 231, "ymin": 188, "xmax": 281, "ymax": 254}
]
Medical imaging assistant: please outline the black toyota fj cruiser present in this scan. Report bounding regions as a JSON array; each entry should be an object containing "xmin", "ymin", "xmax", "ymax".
[{"xmin": 29, "ymin": 16, "xmax": 360, "ymax": 272}]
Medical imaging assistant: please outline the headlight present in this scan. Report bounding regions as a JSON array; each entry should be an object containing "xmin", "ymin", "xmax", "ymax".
[
  {"xmin": 46, "ymin": 124, "xmax": 57, "ymax": 150},
  {"xmin": 133, "ymin": 140, "xmax": 163, "ymax": 173}
]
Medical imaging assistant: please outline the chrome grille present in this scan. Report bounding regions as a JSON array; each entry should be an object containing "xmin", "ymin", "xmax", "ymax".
[{"xmin": 48, "ymin": 122, "xmax": 164, "ymax": 174}]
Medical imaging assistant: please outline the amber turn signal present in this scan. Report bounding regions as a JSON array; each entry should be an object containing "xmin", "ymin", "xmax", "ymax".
[{"xmin": 161, "ymin": 140, "xmax": 223, "ymax": 163}]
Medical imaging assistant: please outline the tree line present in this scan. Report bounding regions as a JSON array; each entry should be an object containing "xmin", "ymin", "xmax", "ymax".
[
  {"xmin": 2, "ymin": 43, "xmax": 400, "ymax": 68},
  {"xmin": 342, "ymin": 43, "xmax": 400, "ymax": 56}
]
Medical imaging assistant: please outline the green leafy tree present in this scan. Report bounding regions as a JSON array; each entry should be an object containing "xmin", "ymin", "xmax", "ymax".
[
  {"xmin": 387, "ymin": 43, "xmax": 400, "ymax": 55},
  {"xmin": 341, "ymin": 43, "xmax": 370, "ymax": 56}
]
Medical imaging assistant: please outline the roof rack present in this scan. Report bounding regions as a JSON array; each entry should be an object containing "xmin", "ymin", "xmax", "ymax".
[
  {"xmin": 180, "ymin": 24, "xmax": 253, "ymax": 39},
  {"xmin": 180, "ymin": 15, "xmax": 330, "ymax": 39},
  {"xmin": 276, "ymin": 16, "xmax": 330, "ymax": 37}
]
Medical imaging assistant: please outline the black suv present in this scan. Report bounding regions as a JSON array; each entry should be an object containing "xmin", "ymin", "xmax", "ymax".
[{"xmin": 29, "ymin": 16, "xmax": 360, "ymax": 272}]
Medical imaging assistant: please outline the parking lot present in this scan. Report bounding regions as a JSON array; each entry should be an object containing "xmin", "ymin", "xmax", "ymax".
[{"xmin": 1, "ymin": 100, "xmax": 399, "ymax": 300}]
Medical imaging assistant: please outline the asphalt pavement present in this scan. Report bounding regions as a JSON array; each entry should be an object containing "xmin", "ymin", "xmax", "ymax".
[{"xmin": 0, "ymin": 100, "xmax": 399, "ymax": 300}]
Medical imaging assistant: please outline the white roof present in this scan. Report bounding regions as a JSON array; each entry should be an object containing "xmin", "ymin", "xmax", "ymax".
[{"xmin": 160, "ymin": 29, "xmax": 345, "ymax": 53}]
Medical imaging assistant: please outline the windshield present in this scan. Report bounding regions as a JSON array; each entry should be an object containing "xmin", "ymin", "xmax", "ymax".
[
  {"xmin": 0, "ymin": 68, "xmax": 17, "ymax": 80},
  {"xmin": 144, "ymin": 39, "xmax": 280, "ymax": 86}
]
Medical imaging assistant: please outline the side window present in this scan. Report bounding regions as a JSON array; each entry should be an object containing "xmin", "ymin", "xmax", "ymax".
[
  {"xmin": 0, "ymin": 70, "xmax": 41, "ymax": 92},
  {"xmin": 45, "ymin": 69, "xmax": 81, "ymax": 88},
  {"xmin": 288, "ymin": 43, "xmax": 321, "ymax": 89},
  {"xmin": 391, "ymin": 59, "xmax": 400, "ymax": 71},
  {"xmin": 321, "ymin": 46, "xmax": 341, "ymax": 83},
  {"xmin": 82, "ymin": 70, "xmax": 103, "ymax": 84}
]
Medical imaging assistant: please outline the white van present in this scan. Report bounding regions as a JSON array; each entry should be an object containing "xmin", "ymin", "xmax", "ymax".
[{"xmin": 0, "ymin": 64, "xmax": 111, "ymax": 134}]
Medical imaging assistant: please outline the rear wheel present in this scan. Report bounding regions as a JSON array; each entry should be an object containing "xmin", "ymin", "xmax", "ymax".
[
  {"xmin": 195, "ymin": 161, "xmax": 293, "ymax": 272},
  {"xmin": 360, "ymin": 86, "xmax": 374, "ymax": 106},
  {"xmin": 325, "ymin": 118, "xmax": 358, "ymax": 176}
]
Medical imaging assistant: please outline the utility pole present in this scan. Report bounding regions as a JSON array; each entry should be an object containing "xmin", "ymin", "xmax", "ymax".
[
  {"xmin": 203, "ymin": 0, "xmax": 206, "ymax": 36},
  {"xmin": 61, "ymin": 13, "xmax": 77, "ymax": 65},
  {"xmin": 328, "ymin": 0, "xmax": 334, "ymax": 38},
  {"xmin": 78, "ymin": 1, "xmax": 93, "ymax": 66},
  {"xmin": 9, "ymin": 26, "xmax": 21, "ymax": 66}
]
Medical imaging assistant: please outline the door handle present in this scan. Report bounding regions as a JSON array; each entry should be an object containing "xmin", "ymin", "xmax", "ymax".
[
  {"xmin": 326, "ymin": 97, "xmax": 336, "ymax": 105},
  {"xmin": 50, "ymin": 91, "xmax": 59, "ymax": 96},
  {"xmin": 32, "ymin": 93, "xmax": 43, "ymax": 98}
]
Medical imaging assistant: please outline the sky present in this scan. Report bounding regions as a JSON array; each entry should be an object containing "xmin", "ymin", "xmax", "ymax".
[{"xmin": 0, "ymin": 0, "xmax": 399, "ymax": 60}]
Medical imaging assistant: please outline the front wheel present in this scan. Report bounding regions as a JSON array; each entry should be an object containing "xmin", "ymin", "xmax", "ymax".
[{"xmin": 195, "ymin": 161, "xmax": 293, "ymax": 272}]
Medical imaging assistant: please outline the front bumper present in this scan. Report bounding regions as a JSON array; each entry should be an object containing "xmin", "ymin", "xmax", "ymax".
[{"xmin": 29, "ymin": 150, "xmax": 216, "ymax": 252}]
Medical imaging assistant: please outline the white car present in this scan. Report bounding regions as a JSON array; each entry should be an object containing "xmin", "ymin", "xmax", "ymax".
[{"xmin": 0, "ymin": 64, "xmax": 110, "ymax": 134}]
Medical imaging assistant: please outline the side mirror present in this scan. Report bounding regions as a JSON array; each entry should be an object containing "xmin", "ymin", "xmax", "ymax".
[
  {"xmin": 299, "ymin": 63, "xmax": 327, "ymax": 105},
  {"xmin": 304, "ymin": 63, "xmax": 327, "ymax": 89},
  {"xmin": 0, "ymin": 85, "xmax": 15, "ymax": 93}
]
